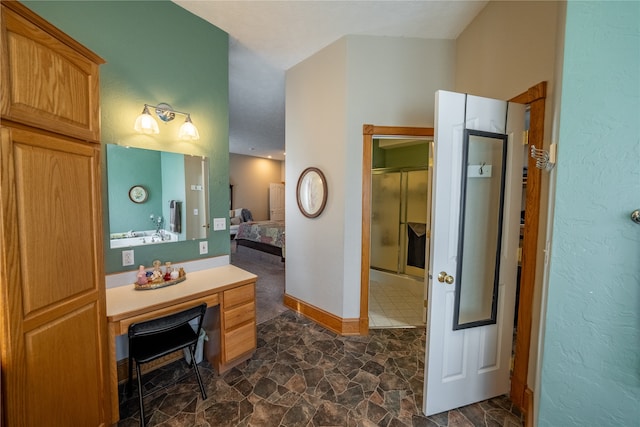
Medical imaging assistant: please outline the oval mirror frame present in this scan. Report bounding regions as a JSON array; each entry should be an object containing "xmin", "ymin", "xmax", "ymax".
[{"xmin": 296, "ymin": 167, "xmax": 327, "ymax": 218}]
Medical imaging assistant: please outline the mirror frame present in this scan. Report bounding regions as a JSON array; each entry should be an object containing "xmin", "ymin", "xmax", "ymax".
[
  {"xmin": 296, "ymin": 167, "xmax": 328, "ymax": 218},
  {"xmin": 453, "ymin": 129, "xmax": 508, "ymax": 330}
]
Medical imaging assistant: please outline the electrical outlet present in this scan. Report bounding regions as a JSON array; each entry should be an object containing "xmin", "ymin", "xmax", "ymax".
[
  {"xmin": 199, "ymin": 241, "xmax": 208, "ymax": 254},
  {"xmin": 122, "ymin": 249, "xmax": 134, "ymax": 266},
  {"xmin": 213, "ymin": 217, "xmax": 226, "ymax": 231}
]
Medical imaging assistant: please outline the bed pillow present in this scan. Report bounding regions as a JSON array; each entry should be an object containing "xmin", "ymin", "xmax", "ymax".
[{"xmin": 230, "ymin": 217, "xmax": 241, "ymax": 225}]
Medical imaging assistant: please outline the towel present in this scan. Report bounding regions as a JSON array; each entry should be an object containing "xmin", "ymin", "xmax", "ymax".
[
  {"xmin": 407, "ymin": 222, "xmax": 426, "ymax": 269},
  {"xmin": 169, "ymin": 200, "xmax": 182, "ymax": 233}
]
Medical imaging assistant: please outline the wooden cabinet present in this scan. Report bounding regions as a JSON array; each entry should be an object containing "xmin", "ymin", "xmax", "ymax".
[
  {"xmin": 0, "ymin": 2, "xmax": 110, "ymax": 426},
  {"xmin": 205, "ymin": 283, "xmax": 257, "ymax": 373},
  {"xmin": 1, "ymin": 2, "xmax": 101, "ymax": 142}
]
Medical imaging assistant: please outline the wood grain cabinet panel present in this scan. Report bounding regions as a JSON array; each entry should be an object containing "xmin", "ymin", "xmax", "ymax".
[
  {"xmin": 224, "ymin": 322, "xmax": 256, "ymax": 361},
  {"xmin": 223, "ymin": 283, "xmax": 254, "ymax": 307},
  {"xmin": 0, "ymin": 2, "xmax": 110, "ymax": 426},
  {"xmin": 223, "ymin": 301, "xmax": 256, "ymax": 329},
  {"xmin": 205, "ymin": 282, "xmax": 257, "ymax": 373},
  {"xmin": 1, "ymin": 3, "xmax": 102, "ymax": 142}
]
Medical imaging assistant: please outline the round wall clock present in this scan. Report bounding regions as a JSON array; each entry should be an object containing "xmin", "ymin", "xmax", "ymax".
[
  {"xmin": 129, "ymin": 185, "xmax": 148, "ymax": 203},
  {"xmin": 296, "ymin": 167, "xmax": 327, "ymax": 218}
]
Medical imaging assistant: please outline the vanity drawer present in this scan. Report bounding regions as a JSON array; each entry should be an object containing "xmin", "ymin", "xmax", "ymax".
[
  {"xmin": 224, "ymin": 322, "xmax": 256, "ymax": 361},
  {"xmin": 223, "ymin": 283, "xmax": 254, "ymax": 308},
  {"xmin": 224, "ymin": 301, "xmax": 255, "ymax": 329}
]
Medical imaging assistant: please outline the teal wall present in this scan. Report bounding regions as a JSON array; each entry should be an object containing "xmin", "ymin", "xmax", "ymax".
[
  {"xmin": 106, "ymin": 146, "xmax": 163, "ymax": 232},
  {"xmin": 25, "ymin": 0, "xmax": 229, "ymax": 273},
  {"xmin": 539, "ymin": 1, "xmax": 640, "ymax": 425}
]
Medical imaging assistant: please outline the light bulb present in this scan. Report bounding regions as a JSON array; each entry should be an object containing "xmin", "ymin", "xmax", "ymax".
[
  {"xmin": 134, "ymin": 105, "xmax": 159, "ymax": 134},
  {"xmin": 178, "ymin": 115, "xmax": 200, "ymax": 141}
]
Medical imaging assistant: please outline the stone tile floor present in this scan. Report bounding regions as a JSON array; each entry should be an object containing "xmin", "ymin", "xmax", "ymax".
[{"xmin": 118, "ymin": 311, "xmax": 523, "ymax": 426}]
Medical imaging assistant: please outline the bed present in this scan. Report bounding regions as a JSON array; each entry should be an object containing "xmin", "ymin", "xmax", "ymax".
[{"xmin": 234, "ymin": 220, "xmax": 285, "ymax": 261}]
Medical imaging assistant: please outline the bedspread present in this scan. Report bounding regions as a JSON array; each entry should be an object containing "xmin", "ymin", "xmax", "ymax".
[{"xmin": 235, "ymin": 220, "xmax": 285, "ymax": 249}]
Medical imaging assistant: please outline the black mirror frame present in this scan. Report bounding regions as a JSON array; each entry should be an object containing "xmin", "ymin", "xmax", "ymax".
[{"xmin": 452, "ymin": 129, "xmax": 509, "ymax": 331}]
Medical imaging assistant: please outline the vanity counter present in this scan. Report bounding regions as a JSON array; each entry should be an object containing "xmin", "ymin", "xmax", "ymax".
[{"xmin": 106, "ymin": 264, "xmax": 257, "ymax": 423}]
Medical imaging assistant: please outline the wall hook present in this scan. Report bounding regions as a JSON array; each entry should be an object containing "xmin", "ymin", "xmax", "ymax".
[
  {"xmin": 531, "ymin": 143, "xmax": 557, "ymax": 171},
  {"xmin": 479, "ymin": 162, "xmax": 486, "ymax": 175}
]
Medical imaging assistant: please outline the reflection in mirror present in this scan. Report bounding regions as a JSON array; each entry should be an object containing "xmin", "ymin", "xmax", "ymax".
[
  {"xmin": 106, "ymin": 145, "xmax": 209, "ymax": 248},
  {"xmin": 453, "ymin": 129, "xmax": 508, "ymax": 330}
]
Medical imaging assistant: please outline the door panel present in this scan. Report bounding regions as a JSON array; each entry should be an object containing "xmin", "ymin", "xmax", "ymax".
[
  {"xmin": 424, "ymin": 91, "xmax": 524, "ymax": 415},
  {"xmin": 1, "ymin": 126, "xmax": 111, "ymax": 426},
  {"xmin": 269, "ymin": 182, "xmax": 285, "ymax": 221}
]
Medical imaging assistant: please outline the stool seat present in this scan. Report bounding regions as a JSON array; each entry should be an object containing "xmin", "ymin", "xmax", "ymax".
[{"xmin": 127, "ymin": 303, "xmax": 207, "ymax": 427}]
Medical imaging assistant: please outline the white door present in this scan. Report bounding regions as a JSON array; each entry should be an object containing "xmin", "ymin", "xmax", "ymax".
[
  {"xmin": 424, "ymin": 91, "xmax": 525, "ymax": 415},
  {"xmin": 270, "ymin": 182, "xmax": 285, "ymax": 221}
]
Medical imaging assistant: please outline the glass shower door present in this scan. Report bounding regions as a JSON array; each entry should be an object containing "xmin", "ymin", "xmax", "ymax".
[
  {"xmin": 370, "ymin": 171, "xmax": 401, "ymax": 272},
  {"xmin": 404, "ymin": 169, "xmax": 429, "ymax": 278}
]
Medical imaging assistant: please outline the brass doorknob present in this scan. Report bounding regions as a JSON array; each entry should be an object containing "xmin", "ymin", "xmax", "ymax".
[{"xmin": 437, "ymin": 271, "xmax": 454, "ymax": 284}]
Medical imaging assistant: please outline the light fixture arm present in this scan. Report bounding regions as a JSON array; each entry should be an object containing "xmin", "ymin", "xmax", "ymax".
[{"xmin": 143, "ymin": 103, "xmax": 192, "ymax": 123}]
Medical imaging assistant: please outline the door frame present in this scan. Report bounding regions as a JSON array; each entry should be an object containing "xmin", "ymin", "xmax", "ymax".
[
  {"xmin": 359, "ymin": 125, "xmax": 434, "ymax": 334},
  {"xmin": 359, "ymin": 80, "xmax": 546, "ymax": 415},
  {"xmin": 508, "ymin": 81, "xmax": 547, "ymax": 412}
]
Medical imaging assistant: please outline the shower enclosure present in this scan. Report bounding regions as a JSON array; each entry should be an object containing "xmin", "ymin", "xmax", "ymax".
[{"xmin": 370, "ymin": 168, "xmax": 429, "ymax": 279}]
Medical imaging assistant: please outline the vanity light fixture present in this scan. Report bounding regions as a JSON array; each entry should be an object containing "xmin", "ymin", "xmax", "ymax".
[{"xmin": 134, "ymin": 102, "xmax": 200, "ymax": 141}]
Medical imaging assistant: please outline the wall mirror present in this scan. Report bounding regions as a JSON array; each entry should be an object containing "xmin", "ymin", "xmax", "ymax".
[
  {"xmin": 453, "ymin": 129, "xmax": 508, "ymax": 330},
  {"xmin": 106, "ymin": 144, "xmax": 209, "ymax": 248},
  {"xmin": 296, "ymin": 167, "xmax": 327, "ymax": 218}
]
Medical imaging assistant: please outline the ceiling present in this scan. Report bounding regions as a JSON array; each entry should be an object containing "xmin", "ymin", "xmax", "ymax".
[{"xmin": 173, "ymin": 1, "xmax": 487, "ymax": 161}]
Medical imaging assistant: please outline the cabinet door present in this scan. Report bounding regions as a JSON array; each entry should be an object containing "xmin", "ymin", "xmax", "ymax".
[
  {"xmin": 0, "ymin": 4, "xmax": 103, "ymax": 142},
  {"xmin": 0, "ymin": 126, "xmax": 111, "ymax": 426}
]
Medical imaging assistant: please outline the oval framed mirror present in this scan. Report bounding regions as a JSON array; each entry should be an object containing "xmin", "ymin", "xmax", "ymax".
[{"xmin": 296, "ymin": 167, "xmax": 327, "ymax": 218}]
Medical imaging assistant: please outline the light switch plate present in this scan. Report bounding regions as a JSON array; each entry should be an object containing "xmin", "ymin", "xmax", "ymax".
[
  {"xmin": 213, "ymin": 217, "xmax": 226, "ymax": 231},
  {"xmin": 199, "ymin": 241, "xmax": 208, "ymax": 254}
]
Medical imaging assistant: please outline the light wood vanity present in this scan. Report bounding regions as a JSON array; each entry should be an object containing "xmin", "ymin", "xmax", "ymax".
[{"xmin": 106, "ymin": 265, "xmax": 257, "ymax": 422}]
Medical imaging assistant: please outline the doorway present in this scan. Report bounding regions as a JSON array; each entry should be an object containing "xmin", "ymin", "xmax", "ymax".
[
  {"xmin": 360, "ymin": 125, "xmax": 434, "ymax": 332},
  {"xmin": 359, "ymin": 81, "xmax": 546, "ymax": 420}
]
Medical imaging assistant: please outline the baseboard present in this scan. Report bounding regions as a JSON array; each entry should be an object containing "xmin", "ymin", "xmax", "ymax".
[
  {"xmin": 284, "ymin": 294, "xmax": 360, "ymax": 335},
  {"xmin": 524, "ymin": 387, "xmax": 534, "ymax": 427}
]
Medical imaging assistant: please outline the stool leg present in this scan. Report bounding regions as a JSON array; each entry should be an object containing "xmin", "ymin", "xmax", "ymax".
[
  {"xmin": 188, "ymin": 346, "xmax": 207, "ymax": 400},
  {"xmin": 127, "ymin": 355, "xmax": 133, "ymax": 396},
  {"xmin": 135, "ymin": 362, "xmax": 145, "ymax": 427}
]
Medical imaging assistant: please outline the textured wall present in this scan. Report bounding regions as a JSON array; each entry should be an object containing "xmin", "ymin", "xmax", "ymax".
[{"xmin": 538, "ymin": 2, "xmax": 640, "ymax": 425}]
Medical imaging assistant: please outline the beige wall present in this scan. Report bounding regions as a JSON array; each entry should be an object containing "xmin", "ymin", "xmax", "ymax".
[
  {"xmin": 286, "ymin": 35, "xmax": 455, "ymax": 318},
  {"xmin": 455, "ymin": 0, "xmax": 561, "ymax": 393},
  {"xmin": 229, "ymin": 153, "xmax": 284, "ymax": 221}
]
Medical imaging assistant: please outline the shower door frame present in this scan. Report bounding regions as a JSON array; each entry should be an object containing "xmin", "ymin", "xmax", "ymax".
[{"xmin": 370, "ymin": 166, "xmax": 429, "ymax": 279}]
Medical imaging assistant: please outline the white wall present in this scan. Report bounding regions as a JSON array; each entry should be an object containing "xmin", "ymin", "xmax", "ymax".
[
  {"xmin": 286, "ymin": 35, "xmax": 455, "ymax": 318},
  {"xmin": 285, "ymin": 39, "xmax": 348, "ymax": 316}
]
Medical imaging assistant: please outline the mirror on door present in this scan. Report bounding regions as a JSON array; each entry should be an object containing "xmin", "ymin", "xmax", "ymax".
[{"xmin": 453, "ymin": 129, "xmax": 508, "ymax": 330}]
